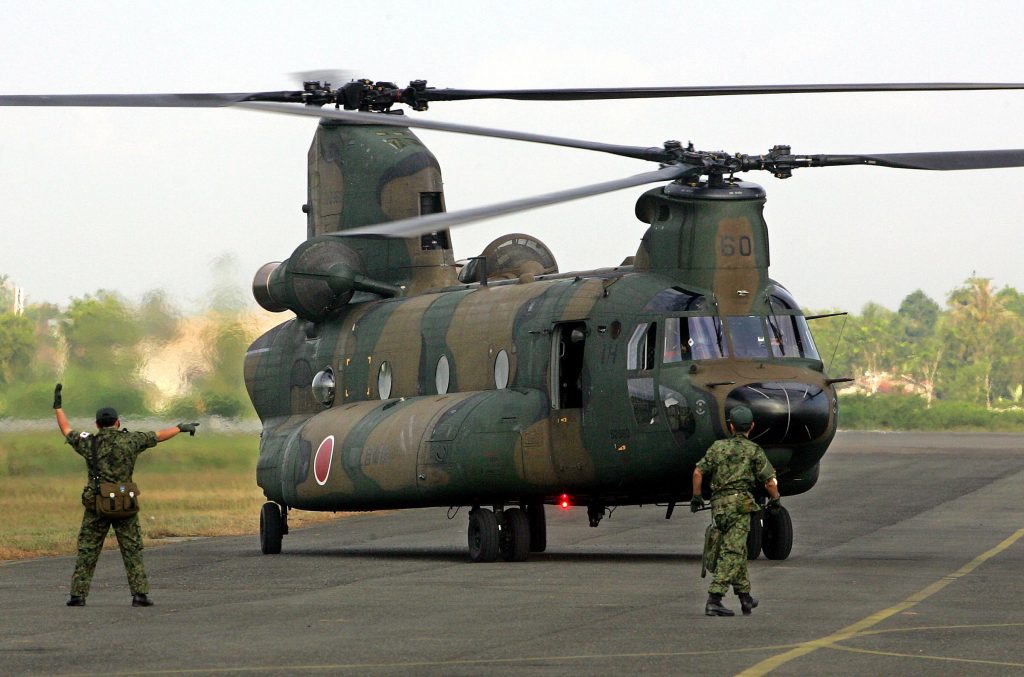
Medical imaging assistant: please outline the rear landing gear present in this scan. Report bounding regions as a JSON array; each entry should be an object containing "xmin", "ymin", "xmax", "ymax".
[
  {"xmin": 525, "ymin": 501, "xmax": 546, "ymax": 552},
  {"xmin": 467, "ymin": 507, "xmax": 499, "ymax": 562},
  {"xmin": 260, "ymin": 501, "xmax": 285, "ymax": 554},
  {"xmin": 499, "ymin": 508, "xmax": 530, "ymax": 562},
  {"xmin": 468, "ymin": 504, "xmax": 538, "ymax": 562}
]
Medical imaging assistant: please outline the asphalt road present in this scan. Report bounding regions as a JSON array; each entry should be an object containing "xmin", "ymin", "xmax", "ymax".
[{"xmin": 2, "ymin": 431, "xmax": 1023, "ymax": 676}]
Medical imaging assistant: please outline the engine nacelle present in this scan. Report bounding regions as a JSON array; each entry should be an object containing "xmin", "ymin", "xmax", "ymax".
[
  {"xmin": 253, "ymin": 237, "xmax": 400, "ymax": 323},
  {"xmin": 458, "ymin": 233, "xmax": 559, "ymax": 284}
]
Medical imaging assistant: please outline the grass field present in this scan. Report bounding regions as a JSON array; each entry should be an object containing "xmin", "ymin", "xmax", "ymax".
[{"xmin": 0, "ymin": 430, "xmax": 344, "ymax": 561}]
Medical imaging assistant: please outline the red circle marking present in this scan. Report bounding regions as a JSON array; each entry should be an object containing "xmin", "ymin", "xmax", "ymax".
[{"xmin": 313, "ymin": 435, "xmax": 334, "ymax": 486}]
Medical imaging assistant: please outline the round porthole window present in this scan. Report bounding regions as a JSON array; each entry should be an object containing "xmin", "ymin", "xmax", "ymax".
[
  {"xmin": 435, "ymin": 355, "xmax": 450, "ymax": 394},
  {"xmin": 311, "ymin": 367, "xmax": 336, "ymax": 406},
  {"xmin": 378, "ymin": 361, "xmax": 392, "ymax": 399},
  {"xmin": 494, "ymin": 349, "xmax": 509, "ymax": 389}
]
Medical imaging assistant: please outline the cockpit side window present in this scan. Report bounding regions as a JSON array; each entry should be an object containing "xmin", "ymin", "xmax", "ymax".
[
  {"xmin": 768, "ymin": 315, "xmax": 821, "ymax": 359},
  {"xmin": 664, "ymin": 317, "xmax": 687, "ymax": 363},
  {"xmin": 627, "ymin": 322, "xmax": 657, "ymax": 371},
  {"xmin": 764, "ymin": 291, "xmax": 821, "ymax": 360}
]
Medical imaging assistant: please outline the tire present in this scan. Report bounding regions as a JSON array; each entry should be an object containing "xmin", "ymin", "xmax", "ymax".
[
  {"xmin": 468, "ymin": 508, "xmax": 499, "ymax": 562},
  {"xmin": 746, "ymin": 510, "xmax": 764, "ymax": 560},
  {"xmin": 260, "ymin": 502, "xmax": 283, "ymax": 555},
  {"xmin": 762, "ymin": 505, "xmax": 793, "ymax": 560},
  {"xmin": 525, "ymin": 501, "xmax": 547, "ymax": 552},
  {"xmin": 499, "ymin": 508, "xmax": 531, "ymax": 562}
]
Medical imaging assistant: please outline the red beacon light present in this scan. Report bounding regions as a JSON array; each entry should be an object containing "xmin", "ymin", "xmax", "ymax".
[{"xmin": 559, "ymin": 494, "xmax": 570, "ymax": 509}]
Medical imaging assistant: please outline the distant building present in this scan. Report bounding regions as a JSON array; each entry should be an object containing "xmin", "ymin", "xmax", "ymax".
[{"xmin": 1, "ymin": 278, "xmax": 24, "ymax": 315}]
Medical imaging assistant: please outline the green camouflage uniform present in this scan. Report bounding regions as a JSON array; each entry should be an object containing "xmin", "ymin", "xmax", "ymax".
[
  {"xmin": 695, "ymin": 434, "xmax": 775, "ymax": 596},
  {"xmin": 65, "ymin": 427, "xmax": 157, "ymax": 598}
]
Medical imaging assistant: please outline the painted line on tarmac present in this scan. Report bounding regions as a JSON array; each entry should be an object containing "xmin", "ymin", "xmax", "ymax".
[
  {"xmin": 55, "ymin": 643, "xmax": 807, "ymax": 675},
  {"xmin": 735, "ymin": 527, "xmax": 1024, "ymax": 677},
  {"xmin": 828, "ymin": 643, "xmax": 1024, "ymax": 668},
  {"xmin": 854, "ymin": 621, "xmax": 1024, "ymax": 638}
]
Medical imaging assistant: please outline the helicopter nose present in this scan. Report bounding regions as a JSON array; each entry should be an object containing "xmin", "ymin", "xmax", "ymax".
[{"xmin": 725, "ymin": 382, "xmax": 831, "ymax": 445}]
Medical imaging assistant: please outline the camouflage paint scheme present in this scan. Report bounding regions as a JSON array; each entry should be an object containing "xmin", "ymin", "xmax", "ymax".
[{"xmin": 246, "ymin": 122, "xmax": 837, "ymax": 514}]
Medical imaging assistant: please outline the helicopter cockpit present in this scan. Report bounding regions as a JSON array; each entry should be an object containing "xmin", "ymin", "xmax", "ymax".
[{"xmin": 648, "ymin": 285, "xmax": 821, "ymax": 366}]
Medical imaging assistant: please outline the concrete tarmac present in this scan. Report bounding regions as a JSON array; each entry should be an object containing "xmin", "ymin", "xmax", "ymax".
[{"xmin": 2, "ymin": 431, "xmax": 1023, "ymax": 676}]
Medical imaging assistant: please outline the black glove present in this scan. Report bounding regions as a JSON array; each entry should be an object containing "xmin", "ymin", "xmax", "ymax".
[
  {"xmin": 766, "ymin": 497, "xmax": 781, "ymax": 511},
  {"xmin": 53, "ymin": 383, "xmax": 63, "ymax": 409},
  {"xmin": 177, "ymin": 421, "xmax": 200, "ymax": 436},
  {"xmin": 690, "ymin": 496, "xmax": 705, "ymax": 513}
]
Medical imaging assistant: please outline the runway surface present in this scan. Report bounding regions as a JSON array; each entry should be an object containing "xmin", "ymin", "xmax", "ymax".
[{"xmin": 2, "ymin": 431, "xmax": 1023, "ymax": 676}]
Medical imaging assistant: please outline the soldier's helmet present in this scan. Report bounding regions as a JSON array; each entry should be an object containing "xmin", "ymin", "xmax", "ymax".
[
  {"xmin": 728, "ymin": 405, "xmax": 754, "ymax": 428},
  {"xmin": 95, "ymin": 407, "xmax": 119, "ymax": 427}
]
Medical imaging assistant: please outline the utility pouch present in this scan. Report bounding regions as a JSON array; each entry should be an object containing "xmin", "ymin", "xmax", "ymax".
[
  {"xmin": 88, "ymin": 434, "xmax": 140, "ymax": 519},
  {"xmin": 94, "ymin": 482, "xmax": 140, "ymax": 519}
]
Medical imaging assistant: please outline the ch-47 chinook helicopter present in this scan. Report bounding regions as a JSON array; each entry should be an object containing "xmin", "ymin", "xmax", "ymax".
[{"xmin": 6, "ymin": 79, "xmax": 1024, "ymax": 563}]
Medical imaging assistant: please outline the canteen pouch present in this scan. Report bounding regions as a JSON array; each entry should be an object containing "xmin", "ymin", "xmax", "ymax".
[
  {"xmin": 94, "ymin": 482, "xmax": 140, "ymax": 519},
  {"xmin": 701, "ymin": 523, "xmax": 721, "ymax": 578}
]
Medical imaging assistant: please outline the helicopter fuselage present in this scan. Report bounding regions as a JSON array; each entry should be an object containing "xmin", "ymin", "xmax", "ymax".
[{"xmin": 246, "ymin": 264, "xmax": 836, "ymax": 513}]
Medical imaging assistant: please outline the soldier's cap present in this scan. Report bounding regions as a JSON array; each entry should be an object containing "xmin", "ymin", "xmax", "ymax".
[
  {"xmin": 95, "ymin": 407, "xmax": 119, "ymax": 426},
  {"xmin": 728, "ymin": 405, "xmax": 754, "ymax": 427}
]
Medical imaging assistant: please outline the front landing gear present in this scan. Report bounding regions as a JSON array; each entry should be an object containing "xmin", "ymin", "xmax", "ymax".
[
  {"xmin": 762, "ymin": 504, "xmax": 793, "ymax": 560},
  {"xmin": 260, "ymin": 502, "xmax": 286, "ymax": 555},
  {"xmin": 746, "ymin": 510, "xmax": 764, "ymax": 560}
]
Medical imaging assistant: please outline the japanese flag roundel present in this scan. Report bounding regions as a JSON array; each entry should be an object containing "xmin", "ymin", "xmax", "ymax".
[{"xmin": 313, "ymin": 435, "xmax": 335, "ymax": 486}]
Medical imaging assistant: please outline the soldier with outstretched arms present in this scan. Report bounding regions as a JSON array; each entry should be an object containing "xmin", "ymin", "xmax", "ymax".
[{"xmin": 53, "ymin": 383, "xmax": 199, "ymax": 607}]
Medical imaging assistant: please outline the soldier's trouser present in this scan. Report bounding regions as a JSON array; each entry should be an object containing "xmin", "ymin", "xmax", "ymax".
[
  {"xmin": 707, "ymin": 509, "xmax": 751, "ymax": 596},
  {"xmin": 70, "ymin": 509, "xmax": 148, "ymax": 597}
]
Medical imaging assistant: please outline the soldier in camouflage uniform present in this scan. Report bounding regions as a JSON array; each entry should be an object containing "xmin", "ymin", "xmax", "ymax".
[
  {"xmin": 53, "ymin": 384, "xmax": 198, "ymax": 607},
  {"xmin": 690, "ymin": 405, "xmax": 780, "ymax": 616}
]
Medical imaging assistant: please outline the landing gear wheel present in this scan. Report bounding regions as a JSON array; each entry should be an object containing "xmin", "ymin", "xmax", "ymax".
[
  {"xmin": 260, "ymin": 502, "xmax": 283, "ymax": 555},
  {"xmin": 468, "ymin": 508, "xmax": 499, "ymax": 562},
  {"xmin": 746, "ymin": 510, "xmax": 764, "ymax": 560},
  {"xmin": 762, "ymin": 505, "xmax": 793, "ymax": 560},
  {"xmin": 499, "ymin": 508, "xmax": 531, "ymax": 562},
  {"xmin": 525, "ymin": 501, "xmax": 547, "ymax": 552}
]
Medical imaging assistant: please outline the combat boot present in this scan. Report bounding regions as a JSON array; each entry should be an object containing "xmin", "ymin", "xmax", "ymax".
[
  {"xmin": 131, "ymin": 593, "xmax": 154, "ymax": 607},
  {"xmin": 705, "ymin": 593, "xmax": 735, "ymax": 616},
  {"xmin": 738, "ymin": 592, "xmax": 759, "ymax": 615},
  {"xmin": 66, "ymin": 596, "xmax": 85, "ymax": 607}
]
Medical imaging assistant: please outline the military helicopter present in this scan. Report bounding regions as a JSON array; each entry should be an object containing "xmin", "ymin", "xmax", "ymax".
[{"xmin": 6, "ymin": 80, "xmax": 1024, "ymax": 563}]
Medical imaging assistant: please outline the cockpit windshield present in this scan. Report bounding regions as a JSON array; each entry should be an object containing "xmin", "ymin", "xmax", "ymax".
[
  {"xmin": 663, "ymin": 316, "xmax": 728, "ymax": 363},
  {"xmin": 728, "ymin": 315, "xmax": 821, "ymax": 360},
  {"xmin": 726, "ymin": 316, "xmax": 770, "ymax": 358},
  {"xmin": 662, "ymin": 313, "xmax": 820, "ymax": 363}
]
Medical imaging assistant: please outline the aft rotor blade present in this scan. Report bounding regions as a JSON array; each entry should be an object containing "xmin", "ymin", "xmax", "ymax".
[
  {"xmin": 811, "ymin": 149, "xmax": 1024, "ymax": 171},
  {"xmin": 0, "ymin": 92, "xmax": 307, "ymax": 107},
  {"xmin": 335, "ymin": 164, "xmax": 698, "ymax": 239},
  {"xmin": 422, "ymin": 82, "xmax": 1024, "ymax": 102},
  {"xmin": 237, "ymin": 102, "xmax": 668, "ymax": 161}
]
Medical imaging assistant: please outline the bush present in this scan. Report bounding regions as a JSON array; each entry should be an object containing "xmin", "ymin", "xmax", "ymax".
[{"xmin": 838, "ymin": 393, "xmax": 1024, "ymax": 431}]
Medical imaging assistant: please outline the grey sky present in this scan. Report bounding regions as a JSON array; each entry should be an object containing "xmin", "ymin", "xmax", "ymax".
[{"xmin": 1, "ymin": 0, "xmax": 1022, "ymax": 313}]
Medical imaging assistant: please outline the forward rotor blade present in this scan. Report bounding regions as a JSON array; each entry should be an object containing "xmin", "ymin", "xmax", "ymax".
[
  {"xmin": 237, "ymin": 101, "xmax": 668, "ymax": 161},
  {"xmin": 812, "ymin": 149, "xmax": 1024, "ymax": 171},
  {"xmin": 335, "ymin": 164, "xmax": 698, "ymax": 239},
  {"xmin": 0, "ymin": 92, "xmax": 309, "ymax": 107},
  {"xmin": 421, "ymin": 82, "xmax": 1024, "ymax": 102}
]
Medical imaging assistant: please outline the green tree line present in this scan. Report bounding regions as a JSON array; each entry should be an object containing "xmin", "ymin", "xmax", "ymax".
[
  {"xmin": 811, "ymin": 276, "xmax": 1024, "ymax": 429},
  {"xmin": 0, "ymin": 286, "xmax": 260, "ymax": 420}
]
